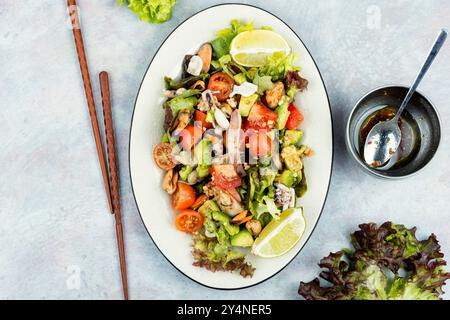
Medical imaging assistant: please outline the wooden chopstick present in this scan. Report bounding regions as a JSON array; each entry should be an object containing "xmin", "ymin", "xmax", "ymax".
[
  {"xmin": 67, "ymin": 0, "xmax": 128, "ymax": 299},
  {"xmin": 99, "ymin": 71, "xmax": 129, "ymax": 300},
  {"xmin": 67, "ymin": 0, "xmax": 113, "ymax": 214}
]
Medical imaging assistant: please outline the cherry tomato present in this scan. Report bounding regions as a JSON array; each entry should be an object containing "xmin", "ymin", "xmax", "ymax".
[
  {"xmin": 153, "ymin": 143, "xmax": 176, "ymax": 170},
  {"xmin": 194, "ymin": 110, "xmax": 213, "ymax": 129},
  {"xmin": 172, "ymin": 182, "xmax": 196, "ymax": 210},
  {"xmin": 248, "ymin": 130, "xmax": 272, "ymax": 157},
  {"xmin": 285, "ymin": 102, "xmax": 304, "ymax": 129},
  {"xmin": 179, "ymin": 125, "xmax": 203, "ymax": 150},
  {"xmin": 175, "ymin": 210, "xmax": 204, "ymax": 233},
  {"xmin": 208, "ymin": 72, "xmax": 234, "ymax": 101},
  {"xmin": 211, "ymin": 165, "xmax": 242, "ymax": 189},
  {"xmin": 247, "ymin": 102, "xmax": 278, "ymax": 130}
]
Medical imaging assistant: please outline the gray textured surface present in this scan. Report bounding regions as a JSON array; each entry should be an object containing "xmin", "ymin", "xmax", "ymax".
[{"xmin": 0, "ymin": 0, "xmax": 449, "ymax": 300}]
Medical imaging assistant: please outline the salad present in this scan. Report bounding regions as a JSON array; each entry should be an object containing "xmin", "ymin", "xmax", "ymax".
[{"xmin": 152, "ymin": 20, "xmax": 311, "ymax": 277}]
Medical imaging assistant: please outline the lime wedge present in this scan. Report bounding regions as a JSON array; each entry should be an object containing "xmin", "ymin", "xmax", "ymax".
[
  {"xmin": 252, "ymin": 208, "xmax": 306, "ymax": 258},
  {"xmin": 230, "ymin": 30, "xmax": 291, "ymax": 67}
]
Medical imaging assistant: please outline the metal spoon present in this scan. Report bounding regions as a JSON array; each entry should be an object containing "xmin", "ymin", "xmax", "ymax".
[{"xmin": 364, "ymin": 29, "xmax": 447, "ymax": 168}]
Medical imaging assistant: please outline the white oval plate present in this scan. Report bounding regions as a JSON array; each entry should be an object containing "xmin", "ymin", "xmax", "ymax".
[{"xmin": 129, "ymin": 4, "xmax": 333, "ymax": 289}]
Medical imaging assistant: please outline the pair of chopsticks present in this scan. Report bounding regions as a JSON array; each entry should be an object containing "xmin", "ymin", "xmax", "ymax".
[{"xmin": 67, "ymin": 0, "xmax": 128, "ymax": 300}]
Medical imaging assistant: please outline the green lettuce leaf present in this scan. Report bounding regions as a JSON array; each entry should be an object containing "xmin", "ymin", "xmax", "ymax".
[
  {"xmin": 299, "ymin": 222, "xmax": 450, "ymax": 300},
  {"xmin": 259, "ymin": 51, "xmax": 300, "ymax": 81},
  {"xmin": 253, "ymin": 74, "xmax": 274, "ymax": 95},
  {"xmin": 192, "ymin": 233, "xmax": 254, "ymax": 277},
  {"xmin": 166, "ymin": 96, "xmax": 197, "ymax": 117},
  {"xmin": 211, "ymin": 20, "xmax": 254, "ymax": 58},
  {"xmin": 118, "ymin": 0, "xmax": 177, "ymax": 24}
]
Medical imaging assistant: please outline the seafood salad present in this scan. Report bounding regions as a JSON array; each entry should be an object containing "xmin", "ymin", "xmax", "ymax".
[{"xmin": 152, "ymin": 20, "xmax": 311, "ymax": 277}]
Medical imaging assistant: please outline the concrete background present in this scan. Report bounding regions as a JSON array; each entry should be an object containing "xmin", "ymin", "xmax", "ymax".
[{"xmin": 0, "ymin": 0, "xmax": 449, "ymax": 299}]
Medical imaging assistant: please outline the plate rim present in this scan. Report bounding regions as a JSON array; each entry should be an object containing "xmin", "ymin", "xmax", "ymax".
[{"xmin": 128, "ymin": 2, "xmax": 334, "ymax": 290}]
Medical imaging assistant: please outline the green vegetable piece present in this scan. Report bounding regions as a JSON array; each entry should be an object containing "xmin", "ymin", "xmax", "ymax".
[
  {"xmin": 191, "ymin": 233, "xmax": 253, "ymax": 276},
  {"xmin": 164, "ymin": 74, "xmax": 209, "ymax": 90},
  {"xmin": 295, "ymin": 169, "xmax": 307, "ymax": 197},
  {"xmin": 213, "ymin": 54, "xmax": 234, "ymax": 76},
  {"xmin": 194, "ymin": 139, "xmax": 212, "ymax": 166},
  {"xmin": 238, "ymin": 94, "xmax": 258, "ymax": 117},
  {"xmin": 259, "ymin": 51, "xmax": 299, "ymax": 81},
  {"xmin": 224, "ymin": 250, "xmax": 245, "ymax": 265},
  {"xmin": 286, "ymin": 86, "xmax": 299, "ymax": 99},
  {"xmin": 387, "ymin": 278, "xmax": 438, "ymax": 300},
  {"xmin": 212, "ymin": 211, "xmax": 231, "ymax": 223},
  {"xmin": 179, "ymin": 165, "xmax": 193, "ymax": 181},
  {"xmin": 248, "ymin": 168, "xmax": 260, "ymax": 201},
  {"xmin": 252, "ymin": 74, "xmax": 274, "ymax": 95},
  {"xmin": 250, "ymin": 200, "xmax": 267, "ymax": 219},
  {"xmin": 198, "ymin": 200, "xmax": 220, "ymax": 217},
  {"xmin": 167, "ymin": 96, "xmax": 197, "ymax": 117},
  {"xmin": 231, "ymin": 229, "xmax": 254, "ymax": 247},
  {"xmin": 161, "ymin": 132, "xmax": 170, "ymax": 143},
  {"xmin": 205, "ymin": 110, "xmax": 215, "ymax": 124},
  {"xmin": 276, "ymin": 170, "xmax": 295, "ymax": 188},
  {"xmin": 211, "ymin": 38, "xmax": 231, "ymax": 59},
  {"xmin": 257, "ymin": 212, "xmax": 273, "ymax": 228},
  {"xmin": 118, "ymin": 0, "xmax": 177, "ymax": 24},
  {"xmin": 213, "ymin": 243, "xmax": 228, "ymax": 259},
  {"xmin": 258, "ymin": 155, "xmax": 272, "ymax": 167},
  {"xmin": 282, "ymin": 145, "xmax": 303, "ymax": 172},
  {"xmin": 263, "ymin": 196, "xmax": 281, "ymax": 218},
  {"xmin": 246, "ymin": 67, "xmax": 258, "ymax": 81},
  {"xmin": 299, "ymin": 222, "xmax": 450, "ymax": 300},
  {"xmin": 176, "ymin": 89, "xmax": 201, "ymax": 99},
  {"xmin": 283, "ymin": 130, "xmax": 304, "ymax": 147},
  {"xmin": 275, "ymin": 100, "xmax": 290, "ymax": 130},
  {"xmin": 211, "ymin": 20, "xmax": 254, "ymax": 58},
  {"xmin": 204, "ymin": 217, "xmax": 217, "ymax": 234},
  {"xmin": 210, "ymin": 60, "xmax": 220, "ymax": 70},
  {"xmin": 297, "ymin": 144, "xmax": 307, "ymax": 156},
  {"xmin": 224, "ymin": 222, "xmax": 240, "ymax": 236},
  {"xmin": 196, "ymin": 164, "xmax": 210, "ymax": 178},
  {"xmin": 216, "ymin": 225, "xmax": 230, "ymax": 245},
  {"xmin": 233, "ymin": 73, "xmax": 247, "ymax": 85}
]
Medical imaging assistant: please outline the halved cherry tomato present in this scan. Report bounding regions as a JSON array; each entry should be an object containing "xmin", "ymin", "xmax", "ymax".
[
  {"xmin": 285, "ymin": 102, "xmax": 304, "ymax": 130},
  {"xmin": 208, "ymin": 72, "xmax": 234, "ymax": 101},
  {"xmin": 247, "ymin": 102, "xmax": 278, "ymax": 130},
  {"xmin": 191, "ymin": 194, "xmax": 208, "ymax": 210},
  {"xmin": 172, "ymin": 182, "xmax": 196, "ymax": 210},
  {"xmin": 248, "ymin": 130, "xmax": 272, "ymax": 157},
  {"xmin": 194, "ymin": 110, "xmax": 213, "ymax": 129},
  {"xmin": 153, "ymin": 143, "xmax": 176, "ymax": 170},
  {"xmin": 211, "ymin": 165, "xmax": 242, "ymax": 189},
  {"xmin": 179, "ymin": 125, "xmax": 203, "ymax": 150},
  {"xmin": 175, "ymin": 210, "xmax": 204, "ymax": 233}
]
